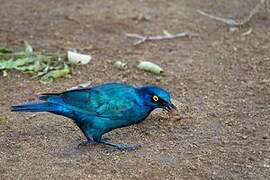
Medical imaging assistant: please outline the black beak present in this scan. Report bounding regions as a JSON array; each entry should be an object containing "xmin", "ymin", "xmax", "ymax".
[{"xmin": 163, "ymin": 102, "xmax": 177, "ymax": 113}]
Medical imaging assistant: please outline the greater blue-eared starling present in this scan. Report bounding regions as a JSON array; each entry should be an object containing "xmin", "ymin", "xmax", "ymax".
[{"xmin": 11, "ymin": 83, "xmax": 177, "ymax": 151}]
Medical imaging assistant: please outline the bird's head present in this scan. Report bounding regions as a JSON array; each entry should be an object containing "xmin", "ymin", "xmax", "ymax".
[{"xmin": 138, "ymin": 85, "xmax": 177, "ymax": 113}]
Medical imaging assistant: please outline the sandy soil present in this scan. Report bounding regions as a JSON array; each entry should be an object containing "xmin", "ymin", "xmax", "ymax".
[{"xmin": 0, "ymin": 0, "xmax": 269, "ymax": 179}]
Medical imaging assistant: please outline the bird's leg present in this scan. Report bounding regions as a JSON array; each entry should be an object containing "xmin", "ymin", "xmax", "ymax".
[
  {"xmin": 75, "ymin": 124, "xmax": 97, "ymax": 147},
  {"xmin": 78, "ymin": 137, "xmax": 96, "ymax": 147},
  {"xmin": 101, "ymin": 137, "xmax": 111, "ymax": 141},
  {"xmin": 97, "ymin": 139, "xmax": 141, "ymax": 151}
]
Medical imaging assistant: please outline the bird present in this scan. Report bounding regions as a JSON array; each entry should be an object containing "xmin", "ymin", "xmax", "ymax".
[{"xmin": 11, "ymin": 82, "xmax": 177, "ymax": 151}]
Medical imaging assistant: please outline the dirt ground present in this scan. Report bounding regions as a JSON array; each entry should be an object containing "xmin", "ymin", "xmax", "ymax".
[{"xmin": 0, "ymin": 0, "xmax": 269, "ymax": 179}]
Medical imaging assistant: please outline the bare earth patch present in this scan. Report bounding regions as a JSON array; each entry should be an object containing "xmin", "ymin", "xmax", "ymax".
[{"xmin": 0, "ymin": 0, "xmax": 269, "ymax": 179}]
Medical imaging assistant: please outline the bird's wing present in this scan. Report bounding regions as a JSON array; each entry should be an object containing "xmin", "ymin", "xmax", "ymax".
[{"xmin": 40, "ymin": 86, "xmax": 136, "ymax": 120}]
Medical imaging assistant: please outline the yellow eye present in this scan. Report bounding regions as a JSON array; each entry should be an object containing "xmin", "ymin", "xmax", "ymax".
[{"xmin": 152, "ymin": 95, "xmax": 159, "ymax": 102}]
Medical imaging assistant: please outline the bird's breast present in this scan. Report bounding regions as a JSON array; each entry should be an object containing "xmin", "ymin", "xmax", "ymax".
[{"xmin": 125, "ymin": 106, "xmax": 152, "ymax": 124}]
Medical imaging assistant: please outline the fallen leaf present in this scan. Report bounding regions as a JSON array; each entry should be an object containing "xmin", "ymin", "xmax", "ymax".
[
  {"xmin": 137, "ymin": 61, "xmax": 164, "ymax": 75},
  {"xmin": 67, "ymin": 51, "xmax": 92, "ymax": 65},
  {"xmin": 0, "ymin": 48, "xmax": 12, "ymax": 54},
  {"xmin": 40, "ymin": 65, "xmax": 70, "ymax": 84}
]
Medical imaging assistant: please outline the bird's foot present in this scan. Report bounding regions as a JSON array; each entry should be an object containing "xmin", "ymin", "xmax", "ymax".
[
  {"xmin": 98, "ymin": 139, "xmax": 141, "ymax": 151},
  {"xmin": 78, "ymin": 139, "xmax": 96, "ymax": 147},
  {"xmin": 114, "ymin": 144, "xmax": 141, "ymax": 151},
  {"xmin": 101, "ymin": 137, "xmax": 111, "ymax": 141}
]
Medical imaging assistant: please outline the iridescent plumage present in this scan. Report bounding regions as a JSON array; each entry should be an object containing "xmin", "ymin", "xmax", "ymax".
[{"xmin": 11, "ymin": 83, "xmax": 176, "ymax": 151}]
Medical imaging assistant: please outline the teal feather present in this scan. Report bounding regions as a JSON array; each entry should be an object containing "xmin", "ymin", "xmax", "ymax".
[{"xmin": 11, "ymin": 82, "xmax": 175, "ymax": 150}]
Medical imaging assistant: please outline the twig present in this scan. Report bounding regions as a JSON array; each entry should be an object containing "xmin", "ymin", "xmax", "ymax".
[
  {"xmin": 241, "ymin": 28, "xmax": 253, "ymax": 36},
  {"xmin": 25, "ymin": 113, "xmax": 39, "ymax": 120},
  {"xmin": 126, "ymin": 31, "xmax": 199, "ymax": 45},
  {"xmin": 240, "ymin": 0, "xmax": 266, "ymax": 25},
  {"xmin": 197, "ymin": 0, "xmax": 266, "ymax": 27},
  {"xmin": 197, "ymin": 10, "xmax": 239, "ymax": 27}
]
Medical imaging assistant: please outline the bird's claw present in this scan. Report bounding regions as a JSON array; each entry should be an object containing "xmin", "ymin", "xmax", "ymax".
[
  {"xmin": 78, "ymin": 140, "xmax": 96, "ymax": 148},
  {"xmin": 115, "ymin": 144, "xmax": 141, "ymax": 151},
  {"xmin": 101, "ymin": 137, "xmax": 111, "ymax": 141}
]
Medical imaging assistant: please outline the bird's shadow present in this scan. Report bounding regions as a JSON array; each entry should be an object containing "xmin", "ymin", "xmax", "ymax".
[{"xmin": 62, "ymin": 138, "xmax": 140, "ymax": 158}]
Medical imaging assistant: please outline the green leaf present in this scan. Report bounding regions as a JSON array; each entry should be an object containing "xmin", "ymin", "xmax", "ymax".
[
  {"xmin": 0, "ymin": 57, "xmax": 35, "ymax": 70},
  {"xmin": 0, "ymin": 48, "xmax": 12, "ymax": 54},
  {"xmin": 0, "ymin": 43, "xmax": 70, "ymax": 84},
  {"xmin": 40, "ymin": 65, "xmax": 70, "ymax": 84}
]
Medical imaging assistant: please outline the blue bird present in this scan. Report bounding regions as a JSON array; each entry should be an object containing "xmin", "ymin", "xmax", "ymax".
[{"xmin": 11, "ymin": 83, "xmax": 177, "ymax": 151}]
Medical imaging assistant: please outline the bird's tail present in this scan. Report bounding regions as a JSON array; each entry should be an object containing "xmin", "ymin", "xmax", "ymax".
[{"xmin": 11, "ymin": 102, "xmax": 55, "ymax": 112}]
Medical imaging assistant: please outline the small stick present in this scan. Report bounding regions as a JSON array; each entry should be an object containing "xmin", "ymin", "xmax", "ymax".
[
  {"xmin": 25, "ymin": 113, "xmax": 39, "ymax": 120},
  {"xmin": 126, "ymin": 31, "xmax": 199, "ymax": 45},
  {"xmin": 239, "ymin": 0, "xmax": 265, "ymax": 26},
  {"xmin": 197, "ymin": 0, "xmax": 266, "ymax": 27},
  {"xmin": 241, "ymin": 28, "xmax": 253, "ymax": 36},
  {"xmin": 197, "ymin": 10, "xmax": 239, "ymax": 27}
]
